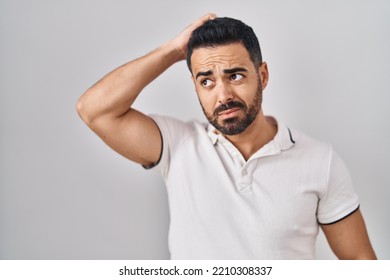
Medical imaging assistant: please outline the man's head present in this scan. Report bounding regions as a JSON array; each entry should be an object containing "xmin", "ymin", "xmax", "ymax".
[
  {"xmin": 187, "ymin": 17, "xmax": 268, "ymax": 136},
  {"xmin": 187, "ymin": 17, "xmax": 262, "ymax": 72}
]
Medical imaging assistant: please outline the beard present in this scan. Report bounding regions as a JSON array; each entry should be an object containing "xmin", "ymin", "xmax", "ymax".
[{"xmin": 201, "ymin": 81, "xmax": 263, "ymax": 136}]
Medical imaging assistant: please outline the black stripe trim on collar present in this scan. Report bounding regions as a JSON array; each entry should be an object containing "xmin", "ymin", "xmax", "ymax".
[{"xmin": 287, "ymin": 127, "xmax": 295, "ymax": 144}]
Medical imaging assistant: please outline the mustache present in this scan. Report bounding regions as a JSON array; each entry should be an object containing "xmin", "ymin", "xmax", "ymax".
[{"xmin": 213, "ymin": 100, "xmax": 246, "ymax": 117}]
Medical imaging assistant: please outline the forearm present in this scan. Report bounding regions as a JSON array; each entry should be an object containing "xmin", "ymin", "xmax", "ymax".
[
  {"xmin": 77, "ymin": 41, "xmax": 183, "ymax": 124},
  {"xmin": 77, "ymin": 13, "xmax": 216, "ymax": 125}
]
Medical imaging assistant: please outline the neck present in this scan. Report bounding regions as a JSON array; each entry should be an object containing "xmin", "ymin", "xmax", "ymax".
[{"xmin": 223, "ymin": 110, "xmax": 277, "ymax": 161}]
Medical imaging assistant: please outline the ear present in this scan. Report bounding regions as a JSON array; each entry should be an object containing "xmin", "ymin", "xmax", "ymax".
[{"xmin": 258, "ymin": 62, "xmax": 269, "ymax": 90}]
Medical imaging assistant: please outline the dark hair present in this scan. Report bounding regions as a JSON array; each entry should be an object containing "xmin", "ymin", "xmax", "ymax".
[{"xmin": 186, "ymin": 17, "xmax": 262, "ymax": 71}]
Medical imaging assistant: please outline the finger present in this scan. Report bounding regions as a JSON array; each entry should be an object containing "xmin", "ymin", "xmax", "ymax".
[
  {"xmin": 199, "ymin": 13, "xmax": 217, "ymax": 23},
  {"xmin": 188, "ymin": 13, "xmax": 216, "ymax": 33}
]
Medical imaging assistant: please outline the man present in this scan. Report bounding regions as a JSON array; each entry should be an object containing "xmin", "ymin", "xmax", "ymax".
[{"xmin": 77, "ymin": 14, "xmax": 376, "ymax": 259}]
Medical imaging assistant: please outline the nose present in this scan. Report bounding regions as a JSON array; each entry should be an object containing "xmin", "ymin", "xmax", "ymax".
[{"xmin": 216, "ymin": 82, "xmax": 234, "ymax": 105}]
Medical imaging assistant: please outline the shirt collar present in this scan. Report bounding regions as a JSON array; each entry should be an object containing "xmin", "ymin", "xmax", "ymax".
[
  {"xmin": 207, "ymin": 124, "xmax": 219, "ymax": 145},
  {"xmin": 272, "ymin": 117, "xmax": 295, "ymax": 151}
]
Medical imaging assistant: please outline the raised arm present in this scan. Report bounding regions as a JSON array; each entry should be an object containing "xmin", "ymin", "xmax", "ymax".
[
  {"xmin": 321, "ymin": 209, "xmax": 377, "ymax": 259},
  {"xmin": 76, "ymin": 14, "xmax": 216, "ymax": 166}
]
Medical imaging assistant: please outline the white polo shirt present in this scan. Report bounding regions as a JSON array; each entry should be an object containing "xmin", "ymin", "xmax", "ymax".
[{"xmin": 148, "ymin": 115, "xmax": 359, "ymax": 259}]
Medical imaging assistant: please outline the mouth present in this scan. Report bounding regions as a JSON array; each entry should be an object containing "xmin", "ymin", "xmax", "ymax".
[
  {"xmin": 213, "ymin": 100, "xmax": 246, "ymax": 119},
  {"xmin": 218, "ymin": 107, "xmax": 241, "ymax": 119}
]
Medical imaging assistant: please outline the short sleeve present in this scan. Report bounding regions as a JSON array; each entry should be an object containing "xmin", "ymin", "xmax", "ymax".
[
  {"xmin": 317, "ymin": 147, "xmax": 360, "ymax": 224},
  {"xmin": 144, "ymin": 115, "xmax": 195, "ymax": 180}
]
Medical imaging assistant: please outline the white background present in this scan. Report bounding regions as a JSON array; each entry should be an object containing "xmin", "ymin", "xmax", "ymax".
[{"xmin": 1, "ymin": 0, "xmax": 389, "ymax": 259}]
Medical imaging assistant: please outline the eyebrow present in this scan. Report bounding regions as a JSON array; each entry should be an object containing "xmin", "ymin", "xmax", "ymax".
[
  {"xmin": 223, "ymin": 67, "xmax": 248, "ymax": 74},
  {"xmin": 195, "ymin": 67, "xmax": 248, "ymax": 80},
  {"xmin": 195, "ymin": 70, "xmax": 213, "ymax": 80}
]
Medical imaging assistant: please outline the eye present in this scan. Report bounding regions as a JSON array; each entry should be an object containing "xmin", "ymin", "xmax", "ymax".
[
  {"xmin": 231, "ymin": 73, "xmax": 244, "ymax": 81},
  {"xmin": 201, "ymin": 79, "xmax": 213, "ymax": 87}
]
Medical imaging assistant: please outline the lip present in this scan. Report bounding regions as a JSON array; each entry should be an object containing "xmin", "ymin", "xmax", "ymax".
[{"xmin": 219, "ymin": 108, "xmax": 241, "ymax": 118}]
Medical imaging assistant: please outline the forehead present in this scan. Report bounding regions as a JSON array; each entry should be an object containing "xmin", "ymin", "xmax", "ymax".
[{"xmin": 190, "ymin": 43, "xmax": 254, "ymax": 74}]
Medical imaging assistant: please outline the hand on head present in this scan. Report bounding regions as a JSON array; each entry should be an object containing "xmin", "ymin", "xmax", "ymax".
[{"xmin": 171, "ymin": 13, "xmax": 217, "ymax": 60}]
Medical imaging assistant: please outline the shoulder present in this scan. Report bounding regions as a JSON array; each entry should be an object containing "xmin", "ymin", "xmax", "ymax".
[
  {"xmin": 279, "ymin": 122, "xmax": 334, "ymax": 180},
  {"xmin": 145, "ymin": 115, "xmax": 212, "ymax": 175},
  {"xmin": 289, "ymin": 126, "xmax": 332, "ymax": 157},
  {"xmin": 149, "ymin": 114, "xmax": 209, "ymax": 142}
]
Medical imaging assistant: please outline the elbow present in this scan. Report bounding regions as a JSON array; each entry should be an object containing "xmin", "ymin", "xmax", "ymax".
[{"xmin": 76, "ymin": 94, "xmax": 96, "ymax": 126}]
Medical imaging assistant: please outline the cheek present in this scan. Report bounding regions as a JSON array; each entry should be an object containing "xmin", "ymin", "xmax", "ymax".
[
  {"xmin": 197, "ymin": 90, "xmax": 217, "ymax": 111},
  {"xmin": 238, "ymin": 83, "xmax": 259, "ymax": 102},
  {"xmin": 199, "ymin": 96, "xmax": 214, "ymax": 113}
]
